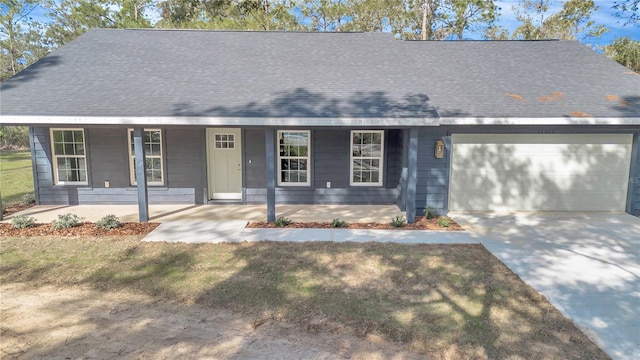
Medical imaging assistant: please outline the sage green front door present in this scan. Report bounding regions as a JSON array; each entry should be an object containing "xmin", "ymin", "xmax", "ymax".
[{"xmin": 206, "ymin": 128, "xmax": 242, "ymax": 200}]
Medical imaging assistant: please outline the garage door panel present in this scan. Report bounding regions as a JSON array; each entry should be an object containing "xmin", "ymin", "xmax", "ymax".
[{"xmin": 449, "ymin": 134, "xmax": 632, "ymax": 211}]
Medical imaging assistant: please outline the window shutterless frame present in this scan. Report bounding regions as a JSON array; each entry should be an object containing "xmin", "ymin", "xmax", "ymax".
[
  {"xmin": 350, "ymin": 130, "xmax": 384, "ymax": 186},
  {"xmin": 127, "ymin": 128, "xmax": 164, "ymax": 186},
  {"xmin": 50, "ymin": 128, "xmax": 88, "ymax": 185},
  {"xmin": 277, "ymin": 130, "xmax": 311, "ymax": 186}
]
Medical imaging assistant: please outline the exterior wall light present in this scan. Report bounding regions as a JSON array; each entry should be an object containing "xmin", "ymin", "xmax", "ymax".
[{"xmin": 435, "ymin": 140, "xmax": 445, "ymax": 159}]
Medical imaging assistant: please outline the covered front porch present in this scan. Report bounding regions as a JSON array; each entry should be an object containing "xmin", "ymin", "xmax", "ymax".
[{"xmin": 2, "ymin": 204, "xmax": 405, "ymax": 224}]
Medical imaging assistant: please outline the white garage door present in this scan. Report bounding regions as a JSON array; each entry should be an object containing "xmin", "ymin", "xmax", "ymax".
[{"xmin": 449, "ymin": 134, "xmax": 632, "ymax": 211}]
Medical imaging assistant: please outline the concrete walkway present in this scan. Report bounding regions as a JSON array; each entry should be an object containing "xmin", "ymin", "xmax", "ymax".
[
  {"xmin": 143, "ymin": 221, "xmax": 477, "ymax": 244},
  {"xmin": 2, "ymin": 204, "xmax": 403, "ymax": 224},
  {"xmin": 452, "ymin": 212, "xmax": 640, "ymax": 360}
]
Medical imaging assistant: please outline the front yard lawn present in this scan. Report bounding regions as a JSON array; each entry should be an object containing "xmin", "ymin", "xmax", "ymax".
[
  {"xmin": 0, "ymin": 237, "xmax": 608, "ymax": 359},
  {"xmin": 0, "ymin": 150, "xmax": 33, "ymax": 206}
]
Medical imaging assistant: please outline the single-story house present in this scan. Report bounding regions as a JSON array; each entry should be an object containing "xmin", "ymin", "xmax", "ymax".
[{"xmin": 1, "ymin": 29, "xmax": 639, "ymax": 222}]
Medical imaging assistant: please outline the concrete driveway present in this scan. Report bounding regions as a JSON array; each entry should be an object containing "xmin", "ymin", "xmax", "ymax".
[{"xmin": 451, "ymin": 212, "xmax": 640, "ymax": 360}]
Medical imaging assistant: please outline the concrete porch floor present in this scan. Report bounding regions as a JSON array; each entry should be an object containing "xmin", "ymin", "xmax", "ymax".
[{"xmin": 2, "ymin": 204, "xmax": 405, "ymax": 224}]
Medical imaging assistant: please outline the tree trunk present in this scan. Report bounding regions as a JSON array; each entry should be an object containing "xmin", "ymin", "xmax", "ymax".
[
  {"xmin": 422, "ymin": 0, "xmax": 428, "ymax": 40},
  {"xmin": 8, "ymin": 21, "xmax": 17, "ymax": 76}
]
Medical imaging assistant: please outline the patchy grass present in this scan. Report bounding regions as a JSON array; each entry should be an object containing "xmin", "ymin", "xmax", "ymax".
[
  {"xmin": 0, "ymin": 150, "xmax": 33, "ymax": 205},
  {"xmin": 0, "ymin": 237, "xmax": 608, "ymax": 359}
]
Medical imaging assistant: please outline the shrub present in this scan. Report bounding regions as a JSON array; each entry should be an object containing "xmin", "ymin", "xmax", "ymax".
[
  {"xmin": 438, "ymin": 217, "xmax": 451, "ymax": 228},
  {"xmin": 51, "ymin": 213, "xmax": 83, "ymax": 229},
  {"xmin": 331, "ymin": 218, "xmax": 347, "ymax": 228},
  {"xmin": 96, "ymin": 214, "xmax": 121, "ymax": 230},
  {"xmin": 275, "ymin": 217, "xmax": 292, "ymax": 227},
  {"xmin": 21, "ymin": 193, "xmax": 35, "ymax": 205},
  {"xmin": 11, "ymin": 214, "xmax": 36, "ymax": 229},
  {"xmin": 424, "ymin": 206, "xmax": 438, "ymax": 220},
  {"xmin": 391, "ymin": 216, "xmax": 406, "ymax": 228}
]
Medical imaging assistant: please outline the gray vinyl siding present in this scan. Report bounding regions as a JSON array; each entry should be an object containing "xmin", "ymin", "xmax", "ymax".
[
  {"xmin": 244, "ymin": 128, "xmax": 266, "ymax": 188},
  {"xmin": 32, "ymin": 126, "xmax": 205, "ymax": 205},
  {"xmin": 629, "ymin": 133, "xmax": 640, "ymax": 215},
  {"xmin": 415, "ymin": 128, "xmax": 449, "ymax": 216},
  {"xmin": 164, "ymin": 128, "xmax": 205, "ymax": 203},
  {"xmin": 31, "ymin": 124, "xmax": 636, "ymax": 214},
  {"xmin": 244, "ymin": 128, "xmax": 399, "ymax": 204}
]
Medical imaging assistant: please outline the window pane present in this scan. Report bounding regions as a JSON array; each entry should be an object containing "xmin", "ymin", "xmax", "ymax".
[
  {"xmin": 57, "ymin": 158, "xmax": 69, "ymax": 172},
  {"xmin": 73, "ymin": 131, "xmax": 83, "ymax": 143},
  {"xmin": 353, "ymin": 133, "xmax": 362, "ymax": 145},
  {"xmin": 361, "ymin": 171, "xmax": 371, "ymax": 183},
  {"xmin": 371, "ymin": 171, "xmax": 379, "ymax": 183},
  {"xmin": 372, "ymin": 132, "xmax": 381, "ymax": 144},
  {"xmin": 78, "ymin": 167, "xmax": 87, "ymax": 182},
  {"xmin": 57, "ymin": 157, "xmax": 86, "ymax": 182},
  {"xmin": 74, "ymin": 143, "xmax": 85, "ymax": 155},
  {"xmin": 298, "ymin": 159, "xmax": 307, "ymax": 170},
  {"xmin": 64, "ymin": 143, "xmax": 75, "ymax": 155},
  {"xmin": 150, "ymin": 144, "xmax": 161, "ymax": 155},
  {"xmin": 361, "ymin": 144, "xmax": 373, "ymax": 157},
  {"xmin": 353, "ymin": 159, "xmax": 362, "ymax": 171},
  {"xmin": 370, "ymin": 144, "xmax": 381, "ymax": 157},
  {"xmin": 63, "ymin": 131, "xmax": 73, "ymax": 142},
  {"xmin": 281, "ymin": 171, "xmax": 290, "ymax": 183},
  {"xmin": 150, "ymin": 130, "xmax": 160, "ymax": 142},
  {"xmin": 352, "ymin": 144, "xmax": 361, "ymax": 157},
  {"xmin": 54, "ymin": 143, "xmax": 64, "ymax": 155},
  {"xmin": 147, "ymin": 158, "xmax": 161, "ymax": 174},
  {"xmin": 53, "ymin": 131, "xmax": 63, "ymax": 143},
  {"xmin": 371, "ymin": 159, "xmax": 380, "ymax": 171},
  {"xmin": 299, "ymin": 171, "xmax": 307, "ymax": 183}
]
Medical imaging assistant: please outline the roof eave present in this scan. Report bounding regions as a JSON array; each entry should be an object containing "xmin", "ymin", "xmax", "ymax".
[
  {"xmin": 439, "ymin": 117, "xmax": 640, "ymax": 126},
  {"xmin": 0, "ymin": 115, "xmax": 440, "ymax": 127}
]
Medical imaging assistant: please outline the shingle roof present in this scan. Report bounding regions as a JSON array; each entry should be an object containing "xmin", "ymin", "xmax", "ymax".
[{"xmin": 1, "ymin": 28, "xmax": 638, "ymax": 124}]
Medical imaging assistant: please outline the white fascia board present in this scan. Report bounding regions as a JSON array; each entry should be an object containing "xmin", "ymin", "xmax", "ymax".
[
  {"xmin": 0, "ymin": 116, "xmax": 440, "ymax": 127},
  {"xmin": 440, "ymin": 117, "xmax": 640, "ymax": 125}
]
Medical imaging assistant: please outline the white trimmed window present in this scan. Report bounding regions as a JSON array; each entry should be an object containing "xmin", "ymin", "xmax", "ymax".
[
  {"xmin": 128, "ymin": 129, "xmax": 164, "ymax": 186},
  {"xmin": 51, "ymin": 129, "xmax": 88, "ymax": 185},
  {"xmin": 350, "ymin": 130, "xmax": 384, "ymax": 186},
  {"xmin": 277, "ymin": 130, "xmax": 310, "ymax": 186}
]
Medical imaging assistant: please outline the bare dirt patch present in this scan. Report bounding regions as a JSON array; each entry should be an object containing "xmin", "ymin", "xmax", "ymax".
[
  {"xmin": 0, "ymin": 284, "xmax": 425, "ymax": 360},
  {"xmin": 0, "ymin": 237, "xmax": 609, "ymax": 359},
  {"xmin": 248, "ymin": 216, "xmax": 464, "ymax": 231}
]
